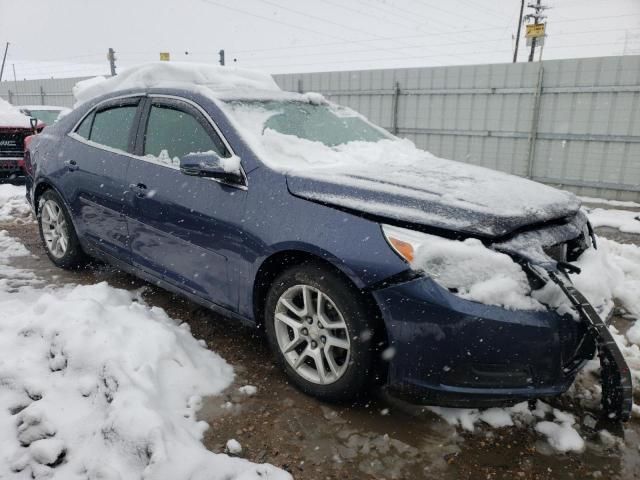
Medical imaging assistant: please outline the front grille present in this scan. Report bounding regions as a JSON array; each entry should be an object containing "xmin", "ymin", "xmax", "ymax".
[
  {"xmin": 0, "ymin": 131, "xmax": 25, "ymax": 158},
  {"xmin": 543, "ymin": 243, "xmax": 568, "ymax": 263}
]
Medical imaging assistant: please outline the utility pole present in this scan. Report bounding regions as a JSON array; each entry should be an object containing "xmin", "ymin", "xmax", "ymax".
[
  {"xmin": 513, "ymin": 0, "xmax": 525, "ymax": 63},
  {"xmin": 107, "ymin": 48, "xmax": 117, "ymax": 76},
  {"xmin": 525, "ymin": 0, "xmax": 549, "ymax": 62},
  {"xmin": 218, "ymin": 49, "xmax": 225, "ymax": 66},
  {"xmin": 0, "ymin": 42, "xmax": 9, "ymax": 82}
]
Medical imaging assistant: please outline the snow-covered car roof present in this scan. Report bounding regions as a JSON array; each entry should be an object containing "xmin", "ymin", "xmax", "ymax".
[
  {"xmin": 0, "ymin": 97, "xmax": 34, "ymax": 129},
  {"xmin": 73, "ymin": 62, "xmax": 283, "ymax": 107}
]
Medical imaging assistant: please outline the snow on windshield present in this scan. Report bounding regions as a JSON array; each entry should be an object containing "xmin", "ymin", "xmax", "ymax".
[{"xmin": 225, "ymin": 100, "xmax": 388, "ymax": 147}]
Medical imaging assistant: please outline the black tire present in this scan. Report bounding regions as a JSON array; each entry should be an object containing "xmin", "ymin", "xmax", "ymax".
[
  {"xmin": 265, "ymin": 262, "xmax": 377, "ymax": 402},
  {"xmin": 37, "ymin": 189, "xmax": 88, "ymax": 269}
]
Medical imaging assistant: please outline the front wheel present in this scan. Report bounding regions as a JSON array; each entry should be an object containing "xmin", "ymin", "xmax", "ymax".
[
  {"xmin": 265, "ymin": 262, "xmax": 377, "ymax": 401},
  {"xmin": 37, "ymin": 189, "xmax": 87, "ymax": 269}
]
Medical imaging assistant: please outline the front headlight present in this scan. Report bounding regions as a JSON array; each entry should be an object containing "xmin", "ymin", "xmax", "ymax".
[
  {"xmin": 381, "ymin": 224, "xmax": 425, "ymax": 264},
  {"xmin": 381, "ymin": 224, "xmax": 544, "ymax": 311}
]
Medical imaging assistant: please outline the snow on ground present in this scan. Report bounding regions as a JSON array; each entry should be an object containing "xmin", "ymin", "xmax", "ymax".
[
  {"xmin": 0, "ymin": 191, "xmax": 290, "ymax": 478},
  {"xmin": 586, "ymin": 207, "xmax": 640, "ymax": 234},
  {"xmin": 0, "ymin": 185, "xmax": 33, "ymax": 224},
  {"xmin": 580, "ymin": 196, "xmax": 640, "ymax": 209}
]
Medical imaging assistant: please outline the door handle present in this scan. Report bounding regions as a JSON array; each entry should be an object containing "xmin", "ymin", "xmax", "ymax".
[
  {"xmin": 129, "ymin": 183, "xmax": 148, "ymax": 198},
  {"xmin": 63, "ymin": 159, "xmax": 79, "ymax": 171}
]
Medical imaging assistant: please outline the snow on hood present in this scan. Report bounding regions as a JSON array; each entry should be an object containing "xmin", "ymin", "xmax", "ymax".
[
  {"xmin": 73, "ymin": 62, "xmax": 280, "ymax": 107},
  {"xmin": 0, "ymin": 97, "xmax": 33, "ymax": 129},
  {"xmin": 283, "ymin": 139, "xmax": 580, "ymax": 238}
]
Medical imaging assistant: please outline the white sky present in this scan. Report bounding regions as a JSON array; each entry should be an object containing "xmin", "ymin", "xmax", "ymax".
[{"xmin": 1, "ymin": 0, "xmax": 639, "ymax": 80}]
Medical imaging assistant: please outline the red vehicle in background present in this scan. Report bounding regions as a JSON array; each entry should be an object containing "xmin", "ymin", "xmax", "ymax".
[{"xmin": 0, "ymin": 98, "xmax": 42, "ymax": 180}]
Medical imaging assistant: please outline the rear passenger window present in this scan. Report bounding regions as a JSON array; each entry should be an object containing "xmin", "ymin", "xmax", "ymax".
[
  {"xmin": 144, "ymin": 105, "xmax": 228, "ymax": 162},
  {"xmin": 89, "ymin": 106, "xmax": 137, "ymax": 152},
  {"xmin": 75, "ymin": 112, "xmax": 93, "ymax": 139}
]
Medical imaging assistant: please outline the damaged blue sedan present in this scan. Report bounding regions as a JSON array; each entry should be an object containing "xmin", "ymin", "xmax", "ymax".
[{"xmin": 23, "ymin": 63, "xmax": 631, "ymax": 420}]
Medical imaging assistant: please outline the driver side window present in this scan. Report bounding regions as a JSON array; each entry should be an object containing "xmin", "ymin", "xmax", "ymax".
[{"xmin": 144, "ymin": 104, "xmax": 228, "ymax": 166}]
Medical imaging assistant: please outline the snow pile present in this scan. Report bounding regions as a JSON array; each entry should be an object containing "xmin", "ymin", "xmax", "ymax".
[
  {"xmin": 535, "ymin": 410, "xmax": 585, "ymax": 453},
  {"xmin": 226, "ymin": 439, "xmax": 243, "ymax": 455},
  {"xmin": 570, "ymin": 237, "xmax": 640, "ymax": 320},
  {"xmin": 73, "ymin": 62, "xmax": 280, "ymax": 106},
  {"xmin": 220, "ymin": 154, "xmax": 242, "ymax": 174},
  {"xmin": 410, "ymin": 232, "xmax": 544, "ymax": 311},
  {"xmin": 587, "ymin": 207, "xmax": 640, "ymax": 234},
  {"xmin": 0, "ymin": 185, "xmax": 33, "ymax": 223},
  {"xmin": 238, "ymin": 385, "xmax": 257, "ymax": 396},
  {"xmin": 0, "ymin": 231, "xmax": 289, "ymax": 478},
  {"xmin": 430, "ymin": 400, "xmax": 584, "ymax": 453},
  {"xmin": 0, "ymin": 97, "xmax": 32, "ymax": 129},
  {"xmin": 0, "ymin": 231, "xmax": 41, "ymax": 292}
]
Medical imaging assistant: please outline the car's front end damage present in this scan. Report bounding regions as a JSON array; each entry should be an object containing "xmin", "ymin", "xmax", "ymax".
[
  {"xmin": 371, "ymin": 210, "xmax": 632, "ymax": 421},
  {"xmin": 220, "ymin": 93, "xmax": 632, "ymax": 420}
]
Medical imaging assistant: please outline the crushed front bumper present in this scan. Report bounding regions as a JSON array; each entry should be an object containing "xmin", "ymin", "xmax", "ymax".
[{"xmin": 373, "ymin": 274, "xmax": 596, "ymax": 408}]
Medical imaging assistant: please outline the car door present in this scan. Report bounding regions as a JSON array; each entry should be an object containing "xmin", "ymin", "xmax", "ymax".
[
  {"xmin": 125, "ymin": 96, "xmax": 247, "ymax": 309},
  {"xmin": 64, "ymin": 97, "xmax": 143, "ymax": 260}
]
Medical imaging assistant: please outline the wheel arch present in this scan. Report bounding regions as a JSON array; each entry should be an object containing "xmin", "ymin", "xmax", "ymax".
[
  {"xmin": 32, "ymin": 180, "xmax": 84, "ymax": 246},
  {"xmin": 252, "ymin": 248, "xmax": 388, "ymax": 346},
  {"xmin": 33, "ymin": 180, "xmax": 64, "ymax": 215}
]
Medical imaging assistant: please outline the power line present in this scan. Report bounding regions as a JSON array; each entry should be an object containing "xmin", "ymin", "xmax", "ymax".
[
  {"xmin": 257, "ymin": 0, "xmax": 409, "ymax": 43},
  {"xmin": 416, "ymin": 0, "xmax": 506, "ymax": 29},
  {"xmin": 198, "ymin": 0, "xmax": 353, "ymax": 43},
  {"xmin": 242, "ymin": 26, "xmax": 640, "ymax": 64},
  {"xmin": 457, "ymin": 0, "xmax": 515, "ymax": 20},
  {"xmin": 197, "ymin": 0, "xmax": 438, "ymax": 65},
  {"xmin": 13, "ymin": 19, "xmax": 639, "ymax": 74},
  {"xmin": 15, "ymin": 21, "xmax": 637, "ymax": 74},
  {"xmin": 315, "ymin": 0, "xmax": 419, "ymax": 32},
  {"xmin": 247, "ymin": 40, "xmax": 630, "ymax": 70}
]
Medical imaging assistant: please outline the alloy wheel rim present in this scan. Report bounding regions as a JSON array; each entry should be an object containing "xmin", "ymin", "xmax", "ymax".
[
  {"xmin": 274, "ymin": 284, "xmax": 351, "ymax": 385},
  {"xmin": 41, "ymin": 199, "xmax": 69, "ymax": 259}
]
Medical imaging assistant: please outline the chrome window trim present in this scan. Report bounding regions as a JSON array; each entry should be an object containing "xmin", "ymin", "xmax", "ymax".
[
  {"xmin": 67, "ymin": 92, "xmax": 248, "ymax": 191},
  {"xmin": 69, "ymin": 93, "xmax": 143, "ymax": 133}
]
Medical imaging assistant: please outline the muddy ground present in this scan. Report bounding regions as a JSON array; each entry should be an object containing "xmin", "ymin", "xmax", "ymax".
[{"xmin": 2, "ymin": 211, "xmax": 640, "ymax": 480}]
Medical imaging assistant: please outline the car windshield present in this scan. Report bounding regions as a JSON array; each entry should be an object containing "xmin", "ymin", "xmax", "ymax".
[
  {"xmin": 225, "ymin": 100, "xmax": 390, "ymax": 147},
  {"xmin": 26, "ymin": 109, "xmax": 61, "ymax": 125}
]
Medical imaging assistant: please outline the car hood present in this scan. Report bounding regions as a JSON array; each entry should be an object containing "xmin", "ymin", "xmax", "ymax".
[{"xmin": 285, "ymin": 145, "xmax": 580, "ymax": 239}]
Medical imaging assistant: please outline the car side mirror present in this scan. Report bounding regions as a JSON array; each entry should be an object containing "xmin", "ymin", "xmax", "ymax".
[
  {"xmin": 30, "ymin": 117, "xmax": 39, "ymax": 134},
  {"xmin": 179, "ymin": 152, "xmax": 243, "ymax": 183}
]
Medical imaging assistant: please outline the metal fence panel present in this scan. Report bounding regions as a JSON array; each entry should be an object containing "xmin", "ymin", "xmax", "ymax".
[{"xmin": 0, "ymin": 76, "xmax": 89, "ymax": 108}]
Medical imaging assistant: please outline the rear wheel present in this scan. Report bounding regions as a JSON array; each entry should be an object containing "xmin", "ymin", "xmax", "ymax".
[
  {"xmin": 265, "ymin": 262, "xmax": 376, "ymax": 401},
  {"xmin": 37, "ymin": 190, "xmax": 87, "ymax": 269}
]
